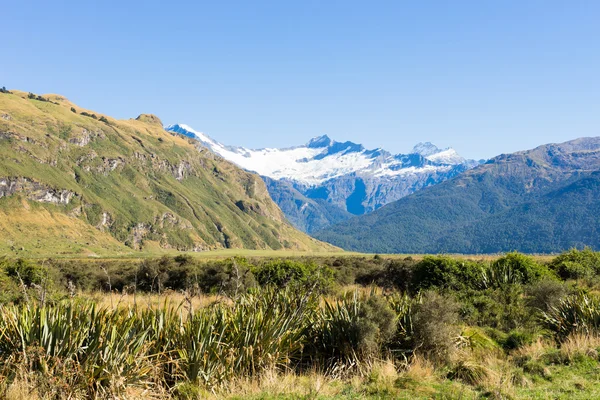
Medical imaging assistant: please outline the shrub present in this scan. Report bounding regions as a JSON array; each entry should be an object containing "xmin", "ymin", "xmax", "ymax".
[
  {"xmin": 526, "ymin": 279, "xmax": 571, "ymax": 313},
  {"xmin": 384, "ymin": 258, "xmax": 415, "ymax": 291},
  {"xmin": 410, "ymin": 256, "xmax": 481, "ymax": 292},
  {"xmin": 80, "ymin": 111, "xmax": 98, "ymax": 119},
  {"xmin": 99, "ymin": 116, "xmax": 109, "ymax": 124},
  {"xmin": 196, "ymin": 258, "xmax": 256, "ymax": 296},
  {"xmin": 411, "ymin": 291, "xmax": 459, "ymax": 363},
  {"xmin": 489, "ymin": 253, "xmax": 551, "ymax": 285},
  {"xmin": 136, "ymin": 256, "xmax": 174, "ymax": 293},
  {"xmin": 254, "ymin": 259, "xmax": 333, "ymax": 292},
  {"xmin": 3, "ymin": 258, "xmax": 46, "ymax": 286},
  {"xmin": 314, "ymin": 292, "xmax": 397, "ymax": 363},
  {"xmin": 501, "ymin": 329, "xmax": 537, "ymax": 351},
  {"xmin": 550, "ymin": 248, "xmax": 600, "ymax": 280},
  {"xmin": 385, "ymin": 292, "xmax": 417, "ymax": 353},
  {"xmin": 70, "ymin": 107, "xmax": 76, "ymax": 113}
]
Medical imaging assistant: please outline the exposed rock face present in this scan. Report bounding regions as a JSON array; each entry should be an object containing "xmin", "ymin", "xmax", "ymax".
[
  {"xmin": 173, "ymin": 161, "xmax": 192, "ymax": 181},
  {"xmin": 68, "ymin": 128, "xmax": 105, "ymax": 147},
  {"xmin": 0, "ymin": 177, "xmax": 75, "ymax": 204},
  {"xmin": 100, "ymin": 212, "xmax": 112, "ymax": 228}
]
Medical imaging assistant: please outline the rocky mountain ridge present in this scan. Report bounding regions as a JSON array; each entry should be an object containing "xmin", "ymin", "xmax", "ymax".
[
  {"xmin": 166, "ymin": 123, "xmax": 481, "ymax": 232},
  {"xmin": 315, "ymin": 136, "xmax": 600, "ymax": 253}
]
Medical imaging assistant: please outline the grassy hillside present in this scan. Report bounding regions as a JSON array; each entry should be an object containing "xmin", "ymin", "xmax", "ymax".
[
  {"xmin": 315, "ymin": 137, "xmax": 600, "ymax": 253},
  {"xmin": 0, "ymin": 90, "xmax": 333, "ymax": 256}
]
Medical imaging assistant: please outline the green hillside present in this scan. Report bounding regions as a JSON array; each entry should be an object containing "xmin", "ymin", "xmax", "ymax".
[
  {"xmin": 315, "ymin": 137, "xmax": 600, "ymax": 253},
  {"xmin": 0, "ymin": 90, "xmax": 333, "ymax": 257}
]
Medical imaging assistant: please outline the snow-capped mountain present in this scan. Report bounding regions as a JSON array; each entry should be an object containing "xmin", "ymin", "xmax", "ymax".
[{"xmin": 166, "ymin": 123, "xmax": 481, "ymax": 233}]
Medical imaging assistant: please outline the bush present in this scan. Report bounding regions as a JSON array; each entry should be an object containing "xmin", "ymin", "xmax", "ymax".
[
  {"xmin": 3, "ymin": 258, "xmax": 46, "ymax": 286},
  {"xmin": 384, "ymin": 258, "xmax": 415, "ymax": 291},
  {"xmin": 501, "ymin": 329, "xmax": 537, "ymax": 351},
  {"xmin": 254, "ymin": 259, "xmax": 333, "ymax": 292},
  {"xmin": 526, "ymin": 279, "xmax": 571, "ymax": 313},
  {"xmin": 489, "ymin": 253, "xmax": 551, "ymax": 285},
  {"xmin": 410, "ymin": 256, "xmax": 481, "ymax": 292},
  {"xmin": 70, "ymin": 107, "xmax": 76, "ymax": 113},
  {"xmin": 80, "ymin": 111, "xmax": 98, "ymax": 119},
  {"xmin": 550, "ymin": 248, "xmax": 600, "ymax": 280},
  {"xmin": 136, "ymin": 256, "xmax": 174, "ymax": 293},
  {"xmin": 411, "ymin": 291, "xmax": 459, "ymax": 363},
  {"xmin": 314, "ymin": 292, "xmax": 397, "ymax": 362},
  {"xmin": 196, "ymin": 258, "xmax": 256, "ymax": 296}
]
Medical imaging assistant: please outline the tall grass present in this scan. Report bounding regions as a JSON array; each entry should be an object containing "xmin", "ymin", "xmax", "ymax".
[{"xmin": 0, "ymin": 288, "xmax": 326, "ymax": 397}]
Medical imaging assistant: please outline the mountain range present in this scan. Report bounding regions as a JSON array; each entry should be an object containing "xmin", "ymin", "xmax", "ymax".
[
  {"xmin": 314, "ymin": 137, "xmax": 600, "ymax": 254},
  {"xmin": 0, "ymin": 90, "xmax": 331, "ymax": 256},
  {"xmin": 166, "ymin": 124, "xmax": 481, "ymax": 233}
]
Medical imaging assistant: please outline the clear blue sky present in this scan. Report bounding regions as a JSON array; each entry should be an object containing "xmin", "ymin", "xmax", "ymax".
[{"xmin": 3, "ymin": 1, "xmax": 599, "ymax": 159}]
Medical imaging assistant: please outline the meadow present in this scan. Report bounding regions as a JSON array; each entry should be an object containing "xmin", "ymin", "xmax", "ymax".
[{"xmin": 0, "ymin": 250, "xmax": 600, "ymax": 399}]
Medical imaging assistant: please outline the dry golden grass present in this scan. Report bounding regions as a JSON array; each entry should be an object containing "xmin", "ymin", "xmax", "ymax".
[
  {"xmin": 90, "ymin": 290, "xmax": 227, "ymax": 313},
  {"xmin": 402, "ymin": 355, "xmax": 435, "ymax": 382},
  {"xmin": 513, "ymin": 337, "xmax": 554, "ymax": 363},
  {"xmin": 221, "ymin": 368, "xmax": 342, "ymax": 399},
  {"xmin": 560, "ymin": 333, "xmax": 600, "ymax": 361}
]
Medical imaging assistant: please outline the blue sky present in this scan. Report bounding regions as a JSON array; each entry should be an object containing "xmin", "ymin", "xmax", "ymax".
[{"xmin": 3, "ymin": 1, "xmax": 599, "ymax": 159}]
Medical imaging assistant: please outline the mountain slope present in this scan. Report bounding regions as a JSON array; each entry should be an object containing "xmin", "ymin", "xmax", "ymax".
[
  {"xmin": 166, "ymin": 124, "xmax": 480, "ymax": 233},
  {"xmin": 314, "ymin": 137, "xmax": 600, "ymax": 253},
  {"xmin": 0, "ymin": 90, "xmax": 332, "ymax": 256}
]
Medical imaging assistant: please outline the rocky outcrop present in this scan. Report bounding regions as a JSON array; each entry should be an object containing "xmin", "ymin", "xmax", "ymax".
[
  {"xmin": 0, "ymin": 177, "xmax": 76, "ymax": 204},
  {"xmin": 173, "ymin": 161, "xmax": 192, "ymax": 181},
  {"xmin": 68, "ymin": 128, "xmax": 105, "ymax": 147}
]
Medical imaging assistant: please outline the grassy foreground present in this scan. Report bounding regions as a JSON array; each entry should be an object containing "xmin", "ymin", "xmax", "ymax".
[{"xmin": 1, "ymin": 250, "xmax": 600, "ymax": 399}]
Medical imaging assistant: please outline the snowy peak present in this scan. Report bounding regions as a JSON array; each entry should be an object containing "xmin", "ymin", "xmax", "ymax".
[
  {"xmin": 166, "ymin": 123, "xmax": 217, "ymax": 148},
  {"xmin": 411, "ymin": 142, "xmax": 466, "ymax": 165},
  {"xmin": 307, "ymin": 135, "xmax": 333, "ymax": 148},
  {"xmin": 412, "ymin": 142, "xmax": 443, "ymax": 157},
  {"xmin": 165, "ymin": 123, "xmax": 477, "ymax": 185}
]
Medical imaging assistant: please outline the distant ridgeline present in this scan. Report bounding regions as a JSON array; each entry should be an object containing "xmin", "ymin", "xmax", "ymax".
[
  {"xmin": 0, "ymin": 89, "xmax": 332, "ymax": 256},
  {"xmin": 166, "ymin": 123, "xmax": 482, "ymax": 233},
  {"xmin": 315, "ymin": 137, "xmax": 600, "ymax": 254}
]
